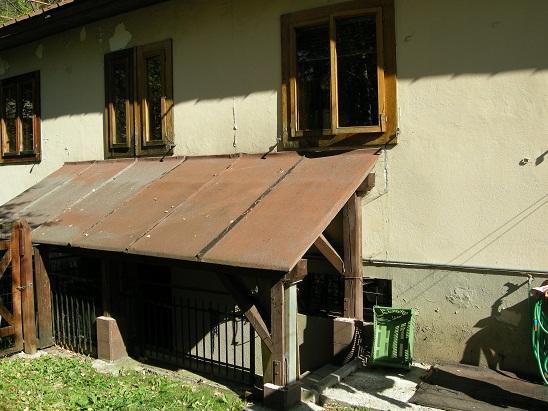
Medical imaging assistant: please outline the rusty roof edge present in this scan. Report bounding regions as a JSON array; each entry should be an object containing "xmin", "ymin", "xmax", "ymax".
[
  {"xmin": 63, "ymin": 156, "xmax": 188, "ymax": 246},
  {"xmin": 284, "ymin": 158, "xmax": 378, "ymax": 273},
  {"xmin": 14, "ymin": 160, "xmax": 98, "ymax": 221},
  {"xmin": 124, "ymin": 156, "xmax": 242, "ymax": 253},
  {"xmin": 194, "ymin": 155, "xmax": 305, "ymax": 261}
]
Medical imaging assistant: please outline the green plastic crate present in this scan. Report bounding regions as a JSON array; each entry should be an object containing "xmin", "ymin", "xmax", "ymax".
[{"xmin": 370, "ymin": 306, "xmax": 414, "ymax": 370}]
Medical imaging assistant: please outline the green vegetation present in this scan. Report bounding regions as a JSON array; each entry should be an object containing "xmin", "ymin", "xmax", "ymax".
[
  {"xmin": 0, "ymin": 0, "xmax": 60, "ymax": 21},
  {"xmin": 0, "ymin": 355, "xmax": 245, "ymax": 410}
]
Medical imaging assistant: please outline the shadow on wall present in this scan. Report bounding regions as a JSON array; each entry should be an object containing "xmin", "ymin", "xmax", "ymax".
[
  {"xmin": 396, "ymin": 0, "xmax": 548, "ymax": 80},
  {"xmin": 461, "ymin": 281, "xmax": 536, "ymax": 377}
]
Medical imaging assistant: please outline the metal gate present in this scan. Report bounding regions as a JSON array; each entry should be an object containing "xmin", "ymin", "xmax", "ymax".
[
  {"xmin": 0, "ymin": 222, "xmax": 23, "ymax": 355},
  {"xmin": 0, "ymin": 220, "xmax": 54, "ymax": 357}
]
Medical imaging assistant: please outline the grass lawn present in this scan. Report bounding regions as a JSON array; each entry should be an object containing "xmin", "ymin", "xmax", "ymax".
[{"xmin": 0, "ymin": 354, "xmax": 245, "ymax": 410}]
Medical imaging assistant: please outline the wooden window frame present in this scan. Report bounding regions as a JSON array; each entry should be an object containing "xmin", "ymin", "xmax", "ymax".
[
  {"xmin": 0, "ymin": 71, "xmax": 41, "ymax": 165},
  {"xmin": 104, "ymin": 39, "xmax": 173, "ymax": 159},
  {"xmin": 281, "ymin": 0, "xmax": 396, "ymax": 151},
  {"xmin": 104, "ymin": 49, "xmax": 135, "ymax": 158}
]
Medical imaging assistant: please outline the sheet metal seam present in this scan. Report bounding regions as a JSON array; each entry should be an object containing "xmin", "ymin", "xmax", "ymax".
[
  {"xmin": 10, "ymin": 161, "xmax": 97, "ymax": 222},
  {"xmin": 61, "ymin": 160, "xmax": 138, "ymax": 214},
  {"xmin": 73, "ymin": 157, "xmax": 188, "ymax": 244},
  {"xmin": 124, "ymin": 156, "xmax": 242, "ymax": 253},
  {"xmin": 196, "ymin": 156, "xmax": 305, "ymax": 262}
]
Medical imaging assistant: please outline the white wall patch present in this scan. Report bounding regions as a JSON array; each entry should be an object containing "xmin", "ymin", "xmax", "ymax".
[
  {"xmin": 0, "ymin": 57, "xmax": 9, "ymax": 75},
  {"xmin": 35, "ymin": 44, "xmax": 44, "ymax": 59},
  {"xmin": 80, "ymin": 27, "xmax": 87, "ymax": 42},
  {"xmin": 109, "ymin": 23, "xmax": 132, "ymax": 51}
]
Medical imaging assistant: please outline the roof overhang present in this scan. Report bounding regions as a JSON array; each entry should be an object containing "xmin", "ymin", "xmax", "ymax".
[
  {"xmin": 1, "ymin": 150, "xmax": 378, "ymax": 273},
  {"xmin": 0, "ymin": 0, "xmax": 170, "ymax": 52}
]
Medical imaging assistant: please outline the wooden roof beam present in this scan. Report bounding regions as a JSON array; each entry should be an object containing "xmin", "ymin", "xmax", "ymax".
[{"xmin": 357, "ymin": 172, "xmax": 375, "ymax": 197}]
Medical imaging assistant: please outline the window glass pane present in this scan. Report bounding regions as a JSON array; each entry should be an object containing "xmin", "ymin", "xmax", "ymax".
[
  {"xmin": 146, "ymin": 55, "xmax": 163, "ymax": 141},
  {"xmin": 111, "ymin": 60, "xmax": 129, "ymax": 144},
  {"xmin": 21, "ymin": 81, "xmax": 34, "ymax": 152},
  {"xmin": 295, "ymin": 24, "xmax": 330, "ymax": 131},
  {"xmin": 336, "ymin": 15, "xmax": 379, "ymax": 127},
  {"xmin": 3, "ymin": 86, "xmax": 17, "ymax": 153}
]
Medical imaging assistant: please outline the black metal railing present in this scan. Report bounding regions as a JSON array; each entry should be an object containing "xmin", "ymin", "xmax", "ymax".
[
  {"xmin": 118, "ymin": 275, "xmax": 256, "ymax": 387},
  {"xmin": 47, "ymin": 251, "xmax": 101, "ymax": 356},
  {"xmin": 299, "ymin": 273, "xmax": 392, "ymax": 321}
]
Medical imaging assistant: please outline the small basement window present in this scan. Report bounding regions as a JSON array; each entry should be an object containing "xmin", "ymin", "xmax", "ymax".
[
  {"xmin": 104, "ymin": 40, "xmax": 173, "ymax": 159},
  {"xmin": 0, "ymin": 71, "xmax": 40, "ymax": 164},
  {"xmin": 281, "ymin": 0, "xmax": 396, "ymax": 150}
]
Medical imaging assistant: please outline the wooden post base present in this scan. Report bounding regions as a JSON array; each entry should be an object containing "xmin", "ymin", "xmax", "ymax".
[
  {"xmin": 96, "ymin": 316, "xmax": 127, "ymax": 362},
  {"xmin": 263, "ymin": 381, "xmax": 301, "ymax": 410}
]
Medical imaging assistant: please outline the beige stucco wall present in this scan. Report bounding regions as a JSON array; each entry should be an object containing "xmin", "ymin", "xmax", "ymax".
[{"xmin": 0, "ymin": 0, "xmax": 546, "ymax": 374}]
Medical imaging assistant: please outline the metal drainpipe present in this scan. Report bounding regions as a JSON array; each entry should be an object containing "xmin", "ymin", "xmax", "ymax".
[{"xmin": 364, "ymin": 259, "xmax": 548, "ymax": 277}]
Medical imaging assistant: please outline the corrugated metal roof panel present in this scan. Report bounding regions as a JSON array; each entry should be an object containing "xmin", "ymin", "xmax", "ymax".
[{"xmin": 1, "ymin": 150, "xmax": 378, "ymax": 272}]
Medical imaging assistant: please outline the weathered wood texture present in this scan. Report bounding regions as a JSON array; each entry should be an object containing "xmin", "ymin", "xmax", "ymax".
[
  {"xmin": 271, "ymin": 279, "xmax": 286, "ymax": 386},
  {"xmin": 33, "ymin": 247, "xmax": 53, "ymax": 349},
  {"xmin": 357, "ymin": 172, "xmax": 376, "ymax": 196},
  {"xmin": 284, "ymin": 259, "xmax": 308, "ymax": 283},
  {"xmin": 18, "ymin": 221, "xmax": 37, "ymax": 354},
  {"xmin": 7, "ymin": 223, "xmax": 23, "ymax": 352},
  {"xmin": 342, "ymin": 193, "xmax": 363, "ymax": 320},
  {"xmin": 314, "ymin": 234, "xmax": 344, "ymax": 275}
]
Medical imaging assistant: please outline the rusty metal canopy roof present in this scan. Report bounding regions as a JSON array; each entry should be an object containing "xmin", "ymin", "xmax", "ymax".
[{"xmin": 1, "ymin": 151, "xmax": 378, "ymax": 272}]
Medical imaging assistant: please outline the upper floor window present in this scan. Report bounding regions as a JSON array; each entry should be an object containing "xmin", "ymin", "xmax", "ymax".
[
  {"xmin": 0, "ymin": 71, "xmax": 41, "ymax": 164},
  {"xmin": 104, "ymin": 39, "xmax": 173, "ymax": 159},
  {"xmin": 281, "ymin": 0, "xmax": 396, "ymax": 150}
]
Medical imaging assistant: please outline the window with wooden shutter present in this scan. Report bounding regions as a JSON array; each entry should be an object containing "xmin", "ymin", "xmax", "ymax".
[
  {"xmin": 281, "ymin": 0, "xmax": 396, "ymax": 150},
  {"xmin": 0, "ymin": 71, "xmax": 41, "ymax": 164},
  {"xmin": 104, "ymin": 39, "xmax": 173, "ymax": 159}
]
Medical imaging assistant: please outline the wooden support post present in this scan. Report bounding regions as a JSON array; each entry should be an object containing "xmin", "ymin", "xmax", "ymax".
[
  {"xmin": 18, "ymin": 221, "xmax": 37, "ymax": 354},
  {"xmin": 270, "ymin": 279, "xmax": 285, "ymax": 386},
  {"xmin": 8, "ymin": 225, "xmax": 23, "ymax": 352},
  {"xmin": 33, "ymin": 247, "xmax": 53, "ymax": 348},
  {"xmin": 264, "ymin": 277, "xmax": 301, "ymax": 409},
  {"xmin": 101, "ymin": 260, "xmax": 111, "ymax": 317},
  {"xmin": 284, "ymin": 282, "xmax": 298, "ymax": 384},
  {"xmin": 342, "ymin": 193, "xmax": 363, "ymax": 320}
]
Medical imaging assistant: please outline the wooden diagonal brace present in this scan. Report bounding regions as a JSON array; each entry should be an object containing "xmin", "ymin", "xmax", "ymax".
[
  {"xmin": 0, "ymin": 240, "xmax": 9, "ymax": 251},
  {"xmin": 217, "ymin": 275, "xmax": 273, "ymax": 353},
  {"xmin": 314, "ymin": 234, "xmax": 344, "ymax": 275},
  {"xmin": 0, "ymin": 249, "xmax": 11, "ymax": 281},
  {"xmin": 0, "ymin": 304, "xmax": 14, "ymax": 325}
]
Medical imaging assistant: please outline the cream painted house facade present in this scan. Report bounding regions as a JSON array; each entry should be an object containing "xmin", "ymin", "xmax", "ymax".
[{"xmin": 0, "ymin": 0, "xmax": 546, "ymax": 375}]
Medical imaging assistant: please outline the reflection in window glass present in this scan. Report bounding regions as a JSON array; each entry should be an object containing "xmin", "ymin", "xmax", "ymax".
[
  {"xmin": 296, "ymin": 24, "xmax": 330, "ymax": 131},
  {"xmin": 336, "ymin": 15, "xmax": 378, "ymax": 127},
  {"xmin": 112, "ymin": 60, "xmax": 129, "ymax": 144},
  {"xmin": 146, "ymin": 55, "xmax": 163, "ymax": 141},
  {"xmin": 21, "ymin": 81, "xmax": 34, "ymax": 152},
  {"xmin": 3, "ymin": 86, "xmax": 17, "ymax": 153}
]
